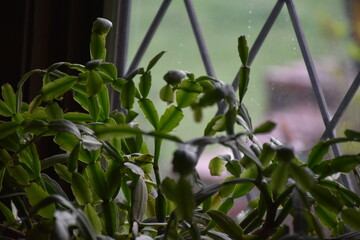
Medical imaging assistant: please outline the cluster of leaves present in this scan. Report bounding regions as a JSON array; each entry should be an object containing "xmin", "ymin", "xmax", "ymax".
[{"xmin": 0, "ymin": 18, "xmax": 360, "ymax": 240}]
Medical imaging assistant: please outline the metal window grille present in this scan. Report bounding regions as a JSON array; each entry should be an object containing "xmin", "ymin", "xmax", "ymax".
[{"xmin": 106, "ymin": 0, "xmax": 360, "ymax": 192}]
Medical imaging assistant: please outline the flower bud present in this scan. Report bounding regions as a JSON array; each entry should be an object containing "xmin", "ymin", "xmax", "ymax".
[
  {"xmin": 163, "ymin": 70, "xmax": 186, "ymax": 85},
  {"xmin": 92, "ymin": 18, "xmax": 113, "ymax": 35},
  {"xmin": 172, "ymin": 145, "xmax": 197, "ymax": 175}
]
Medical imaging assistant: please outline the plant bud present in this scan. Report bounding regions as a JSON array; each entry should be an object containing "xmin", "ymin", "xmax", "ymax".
[
  {"xmin": 92, "ymin": 18, "xmax": 113, "ymax": 35},
  {"xmin": 85, "ymin": 59, "xmax": 102, "ymax": 70},
  {"xmin": 172, "ymin": 145, "xmax": 197, "ymax": 175},
  {"xmin": 163, "ymin": 70, "xmax": 186, "ymax": 85},
  {"xmin": 276, "ymin": 146, "xmax": 295, "ymax": 163}
]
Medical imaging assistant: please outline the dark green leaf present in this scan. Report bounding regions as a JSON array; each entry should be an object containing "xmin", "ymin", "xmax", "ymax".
[
  {"xmin": 0, "ymin": 202, "xmax": 15, "ymax": 223},
  {"xmin": 160, "ymin": 177, "xmax": 178, "ymax": 202},
  {"xmin": 310, "ymin": 184, "xmax": 343, "ymax": 214},
  {"xmin": 72, "ymin": 172, "xmax": 93, "ymax": 205},
  {"xmin": 198, "ymin": 87, "xmax": 225, "ymax": 107},
  {"xmin": 176, "ymin": 80, "xmax": 203, "ymax": 108},
  {"xmin": 95, "ymin": 124, "xmax": 141, "ymax": 139},
  {"xmin": 207, "ymin": 210, "xmax": 243, "ymax": 239},
  {"xmin": 1, "ymin": 83, "xmax": 16, "ymax": 113},
  {"xmin": 132, "ymin": 177, "xmax": 148, "ymax": 221},
  {"xmin": 121, "ymin": 80, "xmax": 135, "ymax": 109},
  {"xmin": 315, "ymin": 204, "xmax": 338, "ymax": 229},
  {"xmin": 45, "ymin": 102, "xmax": 64, "ymax": 121},
  {"xmin": 238, "ymin": 35, "xmax": 249, "ymax": 66},
  {"xmin": 68, "ymin": 142, "xmax": 80, "ymax": 172},
  {"xmin": 86, "ymin": 162, "xmax": 108, "ymax": 200},
  {"xmin": 49, "ymin": 119, "xmax": 81, "ymax": 139},
  {"xmin": 218, "ymin": 198, "xmax": 234, "ymax": 214},
  {"xmin": 81, "ymin": 135, "xmax": 102, "ymax": 151},
  {"xmin": 8, "ymin": 165, "xmax": 29, "ymax": 185},
  {"xmin": 54, "ymin": 163, "xmax": 72, "ymax": 183},
  {"xmin": 0, "ymin": 122, "xmax": 20, "ymax": 139},
  {"xmin": 289, "ymin": 163, "xmax": 316, "ymax": 192},
  {"xmin": 25, "ymin": 182, "xmax": 55, "ymax": 218},
  {"xmin": 87, "ymin": 95, "xmax": 100, "ymax": 121},
  {"xmin": 225, "ymin": 160, "xmax": 242, "ymax": 177},
  {"xmin": 28, "ymin": 95, "xmax": 43, "ymax": 113},
  {"xmin": 139, "ymin": 72, "xmax": 152, "ymax": 98},
  {"xmin": 344, "ymin": 129, "xmax": 360, "ymax": 139},
  {"xmin": 159, "ymin": 84, "xmax": 174, "ymax": 103},
  {"xmin": 98, "ymin": 63, "xmax": 117, "ymax": 80},
  {"xmin": 97, "ymin": 85, "xmax": 110, "ymax": 120},
  {"xmin": 106, "ymin": 161, "xmax": 122, "ymax": 198},
  {"xmin": 271, "ymin": 162, "xmax": 289, "ymax": 194},
  {"xmin": 112, "ymin": 78, "xmax": 127, "ymax": 92},
  {"xmin": 0, "ymin": 100, "xmax": 12, "ymax": 116},
  {"xmin": 86, "ymin": 70, "xmax": 103, "ymax": 96},
  {"xmin": 73, "ymin": 91, "xmax": 89, "ymax": 112},
  {"xmin": 41, "ymin": 173, "xmax": 68, "ymax": 199},
  {"xmin": 204, "ymin": 114, "xmax": 226, "ymax": 136},
  {"xmin": 146, "ymin": 51, "xmax": 166, "ymax": 72},
  {"xmin": 158, "ymin": 105, "xmax": 183, "ymax": 133},
  {"xmin": 139, "ymin": 98, "xmax": 159, "ymax": 129},
  {"xmin": 308, "ymin": 141, "xmax": 330, "ymax": 169},
  {"xmin": 84, "ymin": 204, "xmax": 103, "ymax": 234},
  {"xmin": 225, "ymin": 106, "xmax": 237, "ymax": 135},
  {"xmin": 341, "ymin": 208, "xmax": 360, "ymax": 231},
  {"xmin": 64, "ymin": 112, "xmax": 92, "ymax": 122},
  {"xmin": 41, "ymin": 76, "xmax": 77, "ymax": 101},
  {"xmin": 253, "ymin": 121, "xmax": 276, "ymax": 134},
  {"xmin": 238, "ymin": 66, "xmax": 250, "ymax": 103},
  {"xmin": 176, "ymin": 177, "xmax": 194, "ymax": 221},
  {"xmin": 259, "ymin": 142, "xmax": 277, "ymax": 167},
  {"xmin": 101, "ymin": 200, "xmax": 117, "ymax": 236},
  {"xmin": 90, "ymin": 33, "xmax": 106, "ymax": 60}
]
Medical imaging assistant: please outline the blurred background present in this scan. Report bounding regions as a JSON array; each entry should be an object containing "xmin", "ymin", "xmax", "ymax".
[{"xmin": 1, "ymin": 0, "xmax": 359, "ymax": 171}]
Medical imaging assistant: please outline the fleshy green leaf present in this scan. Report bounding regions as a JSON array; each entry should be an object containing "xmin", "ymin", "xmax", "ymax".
[
  {"xmin": 204, "ymin": 114, "xmax": 226, "ymax": 136},
  {"xmin": 176, "ymin": 80, "xmax": 202, "ymax": 108},
  {"xmin": 209, "ymin": 157, "xmax": 225, "ymax": 176},
  {"xmin": 0, "ymin": 122, "xmax": 20, "ymax": 140},
  {"xmin": 25, "ymin": 183, "xmax": 55, "ymax": 218},
  {"xmin": 86, "ymin": 162, "xmax": 108, "ymax": 200},
  {"xmin": 315, "ymin": 204, "xmax": 338, "ymax": 229},
  {"xmin": 207, "ymin": 210, "xmax": 243, "ymax": 239},
  {"xmin": 87, "ymin": 95, "xmax": 100, "ymax": 121},
  {"xmin": 341, "ymin": 208, "xmax": 360, "ymax": 231},
  {"xmin": 307, "ymin": 142, "xmax": 330, "ymax": 169},
  {"xmin": 238, "ymin": 35, "xmax": 249, "ymax": 66},
  {"xmin": 159, "ymin": 84, "xmax": 174, "ymax": 103},
  {"xmin": 45, "ymin": 102, "xmax": 64, "ymax": 121},
  {"xmin": 84, "ymin": 204, "xmax": 103, "ymax": 234},
  {"xmin": 81, "ymin": 135, "xmax": 102, "ymax": 151},
  {"xmin": 1, "ymin": 83, "xmax": 16, "ymax": 113},
  {"xmin": 0, "ymin": 100, "xmax": 12, "ymax": 117},
  {"xmin": 97, "ymin": 85, "xmax": 110, "ymax": 120},
  {"xmin": 146, "ymin": 51, "xmax": 166, "ymax": 72},
  {"xmin": 158, "ymin": 105, "xmax": 183, "ymax": 133},
  {"xmin": 121, "ymin": 80, "xmax": 135, "ymax": 109},
  {"xmin": 310, "ymin": 184, "xmax": 343, "ymax": 214},
  {"xmin": 48, "ymin": 119, "xmax": 81, "ymax": 139},
  {"xmin": 139, "ymin": 72, "xmax": 152, "ymax": 98},
  {"xmin": 253, "ymin": 121, "xmax": 276, "ymax": 134},
  {"xmin": 289, "ymin": 163, "xmax": 316, "ymax": 192},
  {"xmin": 72, "ymin": 172, "xmax": 93, "ymax": 205},
  {"xmin": 271, "ymin": 162, "xmax": 289, "ymax": 194},
  {"xmin": 86, "ymin": 70, "xmax": 103, "ymax": 96},
  {"xmin": 176, "ymin": 177, "xmax": 194, "ymax": 221},
  {"xmin": 238, "ymin": 66, "xmax": 250, "ymax": 103},
  {"xmin": 139, "ymin": 98, "xmax": 159, "ymax": 129},
  {"xmin": 41, "ymin": 76, "xmax": 77, "ymax": 101},
  {"xmin": 95, "ymin": 124, "xmax": 141, "ymax": 139}
]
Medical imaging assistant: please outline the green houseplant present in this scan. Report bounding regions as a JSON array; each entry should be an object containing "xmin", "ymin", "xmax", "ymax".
[{"xmin": 0, "ymin": 17, "xmax": 360, "ymax": 240}]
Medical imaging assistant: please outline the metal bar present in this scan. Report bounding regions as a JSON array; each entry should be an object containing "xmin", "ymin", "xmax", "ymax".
[
  {"xmin": 286, "ymin": 0, "xmax": 351, "ymax": 189},
  {"xmin": 111, "ymin": 0, "xmax": 131, "ymax": 110},
  {"xmin": 322, "ymin": 71, "xmax": 360, "ymax": 139},
  {"xmin": 127, "ymin": 0, "xmax": 172, "ymax": 75},
  {"xmin": 184, "ymin": 0, "xmax": 216, "ymax": 77},
  {"xmin": 232, "ymin": 0, "xmax": 285, "ymax": 90},
  {"xmin": 116, "ymin": 0, "xmax": 132, "ymax": 77}
]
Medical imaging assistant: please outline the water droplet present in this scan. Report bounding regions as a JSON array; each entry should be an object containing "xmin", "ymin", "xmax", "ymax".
[
  {"xmin": 249, "ymin": 10, "xmax": 252, "ymax": 14},
  {"xmin": 248, "ymin": 25, "xmax": 252, "ymax": 30},
  {"xmin": 179, "ymin": 43, "xmax": 184, "ymax": 47},
  {"xmin": 291, "ymin": 38, "xmax": 295, "ymax": 42},
  {"xmin": 248, "ymin": 19, "xmax": 252, "ymax": 24},
  {"xmin": 177, "ymin": 60, "xmax": 182, "ymax": 65}
]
